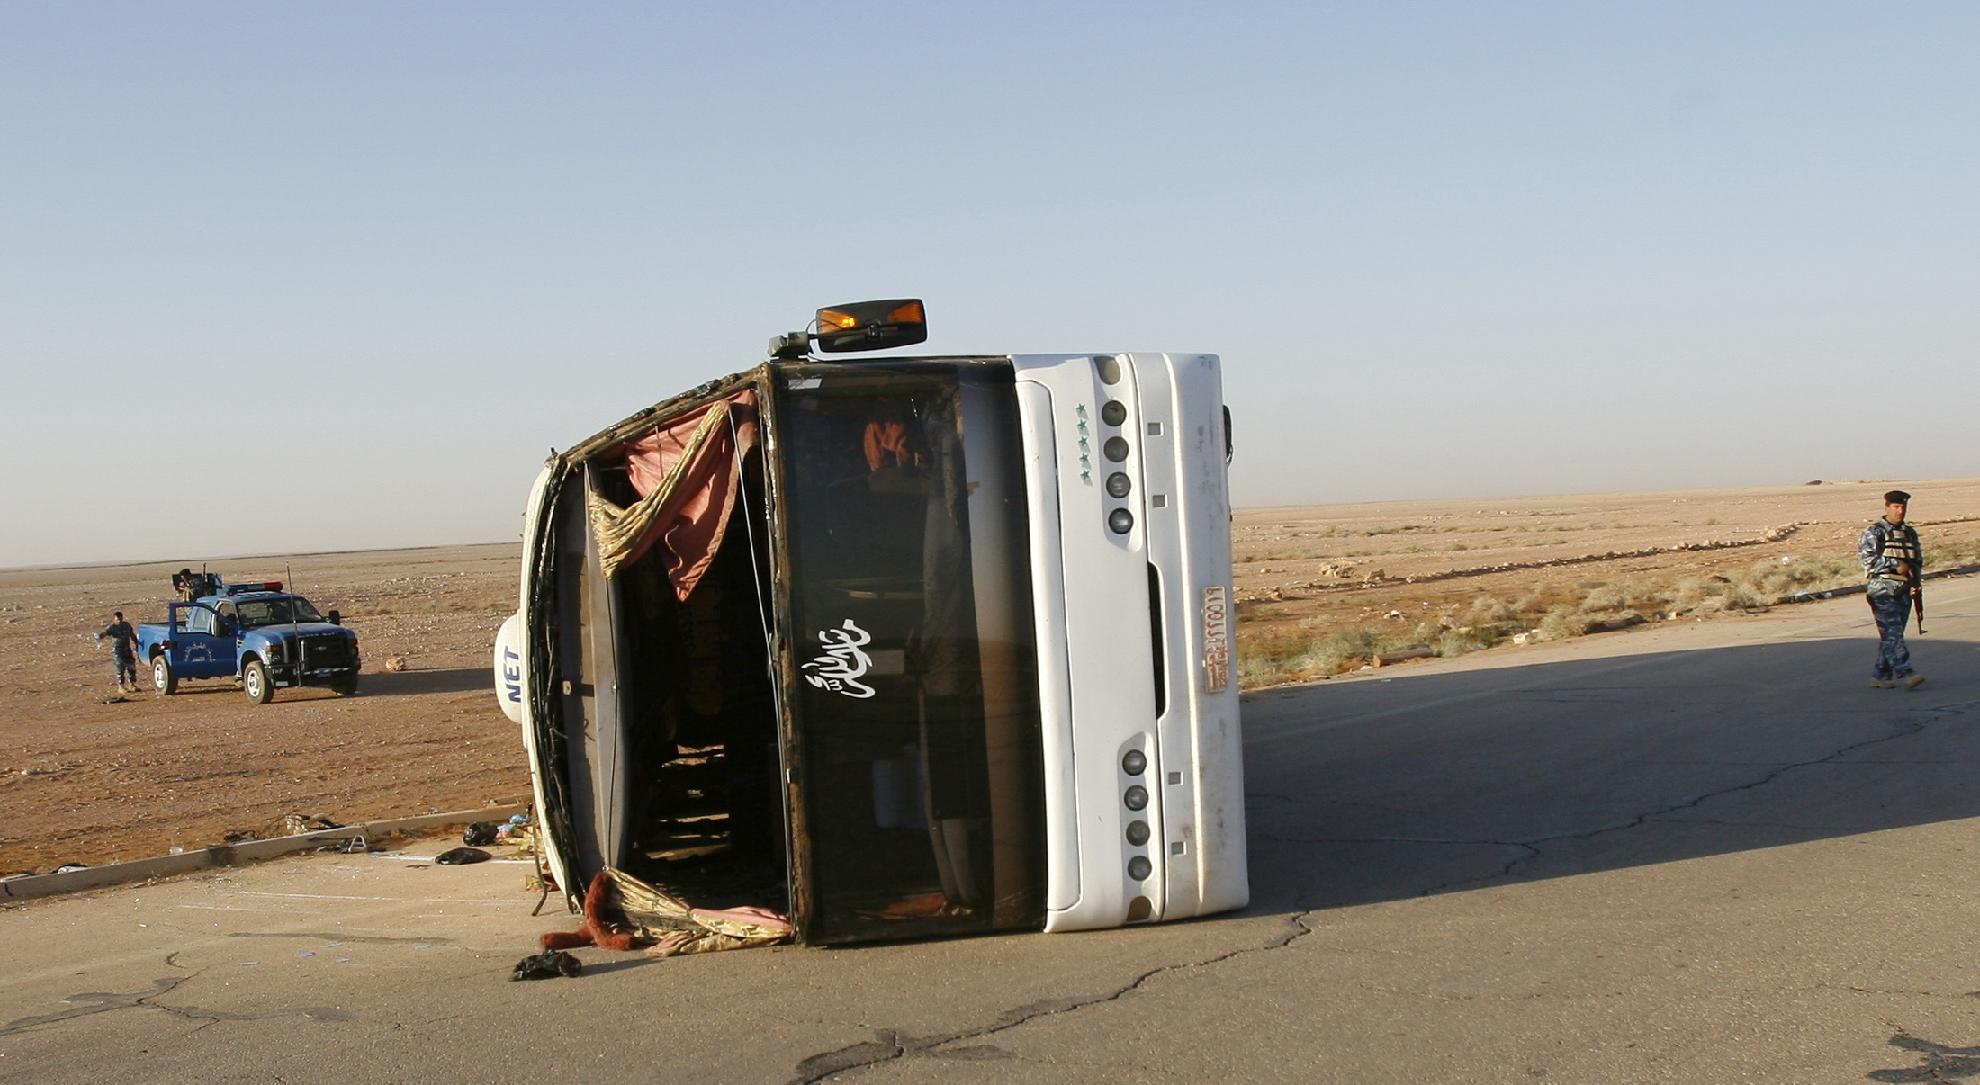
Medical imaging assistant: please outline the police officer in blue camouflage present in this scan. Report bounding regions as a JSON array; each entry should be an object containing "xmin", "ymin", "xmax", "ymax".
[
  {"xmin": 95, "ymin": 610, "xmax": 141, "ymax": 695},
  {"xmin": 1858, "ymin": 490, "xmax": 1924, "ymax": 690}
]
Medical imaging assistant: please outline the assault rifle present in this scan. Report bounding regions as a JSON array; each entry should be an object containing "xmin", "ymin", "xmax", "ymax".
[{"xmin": 1912, "ymin": 570, "xmax": 1926, "ymax": 634}]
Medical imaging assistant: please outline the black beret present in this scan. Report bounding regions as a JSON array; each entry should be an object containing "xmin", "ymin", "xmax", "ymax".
[{"xmin": 1884, "ymin": 490, "xmax": 1911, "ymax": 504}]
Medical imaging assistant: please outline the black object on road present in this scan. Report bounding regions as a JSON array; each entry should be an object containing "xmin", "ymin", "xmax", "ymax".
[
  {"xmin": 462, "ymin": 821, "xmax": 500, "ymax": 847},
  {"xmin": 435, "ymin": 846, "xmax": 491, "ymax": 865},
  {"xmin": 510, "ymin": 950, "xmax": 582, "ymax": 981}
]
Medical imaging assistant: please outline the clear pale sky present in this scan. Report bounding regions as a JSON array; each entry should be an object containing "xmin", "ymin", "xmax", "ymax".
[{"xmin": 5, "ymin": 3, "xmax": 1977, "ymax": 567}]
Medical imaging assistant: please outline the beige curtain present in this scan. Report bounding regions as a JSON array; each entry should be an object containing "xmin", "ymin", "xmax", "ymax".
[{"xmin": 601, "ymin": 867, "xmax": 793, "ymax": 956}]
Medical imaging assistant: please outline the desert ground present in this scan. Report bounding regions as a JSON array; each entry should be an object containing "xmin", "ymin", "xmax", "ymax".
[
  {"xmin": 0, "ymin": 545, "xmax": 523, "ymax": 876},
  {"xmin": 4, "ymin": 478, "xmax": 1976, "ymax": 874}
]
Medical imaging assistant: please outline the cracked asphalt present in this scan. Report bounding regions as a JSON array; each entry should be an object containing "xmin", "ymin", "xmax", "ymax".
[{"xmin": 2, "ymin": 581, "xmax": 1977, "ymax": 1084}]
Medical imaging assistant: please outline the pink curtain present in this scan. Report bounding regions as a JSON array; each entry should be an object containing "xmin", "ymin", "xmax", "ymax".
[{"xmin": 611, "ymin": 390, "xmax": 759, "ymax": 601}]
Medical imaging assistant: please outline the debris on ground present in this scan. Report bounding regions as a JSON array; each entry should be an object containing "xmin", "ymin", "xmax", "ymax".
[
  {"xmin": 53, "ymin": 863, "xmax": 88, "ymax": 874},
  {"xmin": 462, "ymin": 821, "xmax": 500, "ymax": 847},
  {"xmin": 282, "ymin": 814, "xmax": 343, "ymax": 836},
  {"xmin": 541, "ymin": 871, "xmax": 637, "ymax": 951},
  {"xmin": 495, "ymin": 814, "xmax": 535, "ymax": 851},
  {"xmin": 222, "ymin": 830, "xmax": 261, "ymax": 844},
  {"xmin": 435, "ymin": 846, "xmax": 491, "ymax": 865},
  {"xmin": 383, "ymin": 655, "xmax": 410, "ymax": 672},
  {"xmin": 540, "ymin": 868, "xmax": 794, "ymax": 957},
  {"xmin": 510, "ymin": 949, "xmax": 582, "ymax": 981}
]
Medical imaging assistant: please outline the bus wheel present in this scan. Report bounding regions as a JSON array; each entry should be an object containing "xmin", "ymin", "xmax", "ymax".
[
  {"xmin": 153, "ymin": 655, "xmax": 177, "ymax": 695},
  {"xmin": 243, "ymin": 659, "xmax": 274, "ymax": 705},
  {"xmin": 331, "ymin": 674, "xmax": 359, "ymax": 697}
]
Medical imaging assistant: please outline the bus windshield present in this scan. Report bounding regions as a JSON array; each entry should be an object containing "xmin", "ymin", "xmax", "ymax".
[
  {"xmin": 777, "ymin": 363, "xmax": 1047, "ymax": 942},
  {"xmin": 237, "ymin": 596, "xmax": 324, "ymax": 628}
]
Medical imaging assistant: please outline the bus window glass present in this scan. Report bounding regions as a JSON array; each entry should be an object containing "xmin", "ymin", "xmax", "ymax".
[{"xmin": 779, "ymin": 365, "xmax": 1046, "ymax": 942}]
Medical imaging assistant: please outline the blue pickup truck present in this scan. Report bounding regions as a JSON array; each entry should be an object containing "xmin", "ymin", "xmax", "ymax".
[{"xmin": 136, "ymin": 579, "xmax": 362, "ymax": 704}]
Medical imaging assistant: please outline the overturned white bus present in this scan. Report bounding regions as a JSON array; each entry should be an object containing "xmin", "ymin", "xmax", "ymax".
[{"xmin": 493, "ymin": 301, "xmax": 1245, "ymax": 946}]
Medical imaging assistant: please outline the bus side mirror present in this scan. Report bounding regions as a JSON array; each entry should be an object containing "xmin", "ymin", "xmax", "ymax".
[
  {"xmin": 328, "ymin": 610, "xmax": 342, "ymax": 625},
  {"xmin": 814, "ymin": 299, "xmax": 928, "ymax": 354}
]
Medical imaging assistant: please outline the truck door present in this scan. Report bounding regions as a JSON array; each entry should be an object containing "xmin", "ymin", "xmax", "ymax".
[
  {"xmin": 215, "ymin": 601, "xmax": 246, "ymax": 673},
  {"xmin": 174, "ymin": 603, "xmax": 234, "ymax": 678}
]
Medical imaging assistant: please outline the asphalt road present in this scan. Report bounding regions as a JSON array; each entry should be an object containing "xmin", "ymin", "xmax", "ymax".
[{"xmin": 3, "ymin": 580, "xmax": 1977, "ymax": 1084}]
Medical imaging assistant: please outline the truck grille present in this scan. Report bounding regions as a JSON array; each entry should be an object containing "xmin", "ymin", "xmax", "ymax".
[{"xmin": 300, "ymin": 636, "xmax": 353, "ymax": 669}]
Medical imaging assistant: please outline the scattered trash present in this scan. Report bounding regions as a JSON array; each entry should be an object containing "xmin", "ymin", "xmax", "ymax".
[
  {"xmin": 223, "ymin": 830, "xmax": 261, "ymax": 844},
  {"xmin": 543, "ymin": 869, "xmax": 795, "ymax": 957},
  {"xmin": 282, "ymin": 814, "xmax": 343, "ymax": 836},
  {"xmin": 496, "ymin": 814, "xmax": 537, "ymax": 852},
  {"xmin": 510, "ymin": 949, "xmax": 582, "ymax": 981},
  {"xmin": 435, "ymin": 847, "xmax": 491, "ymax": 865},
  {"xmin": 333, "ymin": 834, "xmax": 368, "ymax": 854},
  {"xmin": 541, "ymin": 872, "xmax": 637, "ymax": 951},
  {"xmin": 462, "ymin": 821, "xmax": 500, "ymax": 847},
  {"xmin": 53, "ymin": 863, "xmax": 88, "ymax": 874},
  {"xmin": 383, "ymin": 655, "xmax": 410, "ymax": 672}
]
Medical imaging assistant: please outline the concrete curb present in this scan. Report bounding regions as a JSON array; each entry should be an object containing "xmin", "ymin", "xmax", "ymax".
[
  {"xmin": 0, "ymin": 804, "xmax": 529, "ymax": 902},
  {"xmin": 1783, "ymin": 562, "xmax": 1980, "ymax": 604}
]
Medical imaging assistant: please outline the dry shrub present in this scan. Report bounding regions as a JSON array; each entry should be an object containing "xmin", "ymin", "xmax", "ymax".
[
  {"xmin": 1538, "ymin": 605, "xmax": 1587, "ymax": 640},
  {"xmin": 1721, "ymin": 584, "xmax": 1764, "ymax": 611},
  {"xmin": 1577, "ymin": 584, "xmax": 1628, "ymax": 615},
  {"xmin": 1309, "ymin": 627, "xmax": 1383, "ymax": 674}
]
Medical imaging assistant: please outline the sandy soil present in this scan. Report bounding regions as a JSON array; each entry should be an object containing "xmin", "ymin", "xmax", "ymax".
[
  {"xmin": 5, "ymin": 478, "xmax": 1976, "ymax": 873},
  {"xmin": 0, "ymin": 545, "xmax": 526, "ymax": 874}
]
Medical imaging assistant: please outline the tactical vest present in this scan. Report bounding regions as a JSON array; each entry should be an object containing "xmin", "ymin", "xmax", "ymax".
[{"xmin": 1872, "ymin": 520, "xmax": 1920, "ymax": 578}]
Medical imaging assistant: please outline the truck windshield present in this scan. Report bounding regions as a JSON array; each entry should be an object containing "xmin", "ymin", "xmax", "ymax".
[
  {"xmin": 236, "ymin": 597, "xmax": 325, "ymax": 628},
  {"xmin": 777, "ymin": 362, "xmax": 1046, "ymax": 942}
]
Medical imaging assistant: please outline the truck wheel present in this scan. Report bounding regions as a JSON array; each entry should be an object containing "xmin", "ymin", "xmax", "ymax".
[
  {"xmin": 243, "ymin": 659, "xmax": 274, "ymax": 704},
  {"xmin": 332, "ymin": 674, "xmax": 359, "ymax": 697},
  {"xmin": 152, "ymin": 655, "xmax": 177, "ymax": 695}
]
